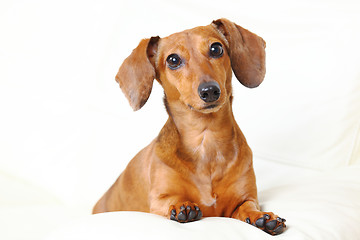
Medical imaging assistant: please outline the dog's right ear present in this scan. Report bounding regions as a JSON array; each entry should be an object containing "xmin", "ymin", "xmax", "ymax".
[{"xmin": 115, "ymin": 36, "xmax": 160, "ymax": 111}]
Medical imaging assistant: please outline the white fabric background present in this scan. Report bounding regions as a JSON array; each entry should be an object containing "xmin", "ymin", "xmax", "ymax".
[{"xmin": 1, "ymin": 0, "xmax": 359, "ymax": 239}]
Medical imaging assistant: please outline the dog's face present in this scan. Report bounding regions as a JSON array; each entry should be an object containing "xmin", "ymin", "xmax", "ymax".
[
  {"xmin": 156, "ymin": 26, "xmax": 232, "ymax": 113},
  {"xmin": 116, "ymin": 19, "xmax": 266, "ymax": 112}
]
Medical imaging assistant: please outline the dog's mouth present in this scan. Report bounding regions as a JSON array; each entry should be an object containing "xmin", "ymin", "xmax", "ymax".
[
  {"xmin": 203, "ymin": 104, "xmax": 218, "ymax": 110},
  {"xmin": 187, "ymin": 103, "xmax": 221, "ymax": 113}
]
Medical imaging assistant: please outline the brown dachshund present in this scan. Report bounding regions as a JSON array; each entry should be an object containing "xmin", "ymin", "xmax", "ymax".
[{"xmin": 93, "ymin": 18, "xmax": 286, "ymax": 235}]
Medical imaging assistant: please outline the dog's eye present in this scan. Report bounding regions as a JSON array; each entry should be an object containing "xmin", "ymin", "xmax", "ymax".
[
  {"xmin": 166, "ymin": 54, "xmax": 182, "ymax": 70},
  {"xmin": 209, "ymin": 42, "xmax": 223, "ymax": 58}
]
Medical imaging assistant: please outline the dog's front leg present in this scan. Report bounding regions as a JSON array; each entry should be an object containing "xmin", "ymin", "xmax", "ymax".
[
  {"xmin": 148, "ymin": 167, "xmax": 202, "ymax": 223},
  {"xmin": 231, "ymin": 200, "xmax": 286, "ymax": 235}
]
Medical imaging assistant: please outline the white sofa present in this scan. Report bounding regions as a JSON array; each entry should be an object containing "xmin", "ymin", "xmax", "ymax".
[{"xmin": 1, "ymin": 0, "xmax": 359, "ymax": 239}]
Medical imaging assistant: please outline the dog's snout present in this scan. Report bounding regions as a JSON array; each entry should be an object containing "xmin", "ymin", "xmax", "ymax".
[{"xmin": 198, "ymin": 82, "xmax": 221, "ymax": 103}]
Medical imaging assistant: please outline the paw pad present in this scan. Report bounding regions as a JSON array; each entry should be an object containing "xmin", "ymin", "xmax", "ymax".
[
  {"xmin": 245, "ymin": 213, "xmax": 286, "ymax": 235},
  {"xmin": 170, "ymin": 203, "xmax": 202, "ymax": 223}
]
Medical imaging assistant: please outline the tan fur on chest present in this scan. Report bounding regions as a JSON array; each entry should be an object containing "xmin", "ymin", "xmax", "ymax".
[{"xmin": 186, "ymin": 126, "xmax": 239, "ymax": 208}]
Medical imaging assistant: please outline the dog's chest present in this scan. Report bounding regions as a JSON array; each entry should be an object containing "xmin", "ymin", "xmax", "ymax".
[
  {"xmin": 192, "ymin": 175, "xmax": 217, "ymax": 207},
  {"xmin": 191, "ymin": 130, "xmax": 219, "ymax": 160},
  {"xmin": 190, "ymin": 134, "xmax": 238, "ymax": 208},
  {"xmin": 185, "ymin": 128, "xmax": 238, "ymax": 208}
]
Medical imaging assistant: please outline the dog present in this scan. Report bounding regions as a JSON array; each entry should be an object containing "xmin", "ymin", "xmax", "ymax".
[{"xmin": 93, "ymin": 18, "xmax": 286, "ymax": 235}]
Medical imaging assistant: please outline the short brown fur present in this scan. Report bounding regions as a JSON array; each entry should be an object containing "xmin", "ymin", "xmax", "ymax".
[{"xmin": 93, "ymin": 18, "xmax": 285, "ymax": 235}]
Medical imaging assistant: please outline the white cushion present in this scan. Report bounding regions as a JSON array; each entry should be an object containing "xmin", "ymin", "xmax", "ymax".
[{"xmin": 44, "ymin": 161, "xmax": 360, "ymax": 240}]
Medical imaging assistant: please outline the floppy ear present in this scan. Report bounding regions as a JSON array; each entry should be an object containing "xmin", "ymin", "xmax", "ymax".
[
  {"xmin": 212, "ymin": 18, "xmax": 266, "ymax": 88},
  {"xmin": 115, "ymin": 36, "xmax": 160, "ymax": 111}
]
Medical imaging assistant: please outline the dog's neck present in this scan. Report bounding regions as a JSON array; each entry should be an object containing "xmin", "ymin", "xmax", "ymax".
[{"xmin": 166, "ymin": 99, "xmax": 238, "ymax": 164}]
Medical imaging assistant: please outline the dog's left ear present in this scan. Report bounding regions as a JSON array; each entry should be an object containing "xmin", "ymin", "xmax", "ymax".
[
  {"xmin": 212, "ymin": 18, "xmax": 266, "ymax": 88},
  {"xmin": 115, "ymin": 36, "xmax": 160, "ymax": 111}
]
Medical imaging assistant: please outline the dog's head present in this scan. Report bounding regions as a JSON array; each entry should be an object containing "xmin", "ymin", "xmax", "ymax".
[{"xmin": 116, "ymin": 18, "xmax": 266, "ymax": 113}]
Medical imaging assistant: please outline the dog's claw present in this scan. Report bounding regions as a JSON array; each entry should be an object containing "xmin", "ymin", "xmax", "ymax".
[{"xmin": 170, "ymin": 209, "xmax": 177, "ymax": 221}]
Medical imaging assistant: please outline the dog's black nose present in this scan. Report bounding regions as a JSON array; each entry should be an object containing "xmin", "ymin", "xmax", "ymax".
[{"xmin": 198, "ymin": 82, "xmax": 221, "ymax": 103}]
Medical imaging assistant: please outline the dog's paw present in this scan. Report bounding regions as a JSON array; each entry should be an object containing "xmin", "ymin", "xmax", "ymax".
[
  {"xmin": 169, "ymin": 202, "xmax": 202, "ymax": 223},
  {"xmin": 244, "ymin": 212, "xmax": 286, "ymax": 235}
]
